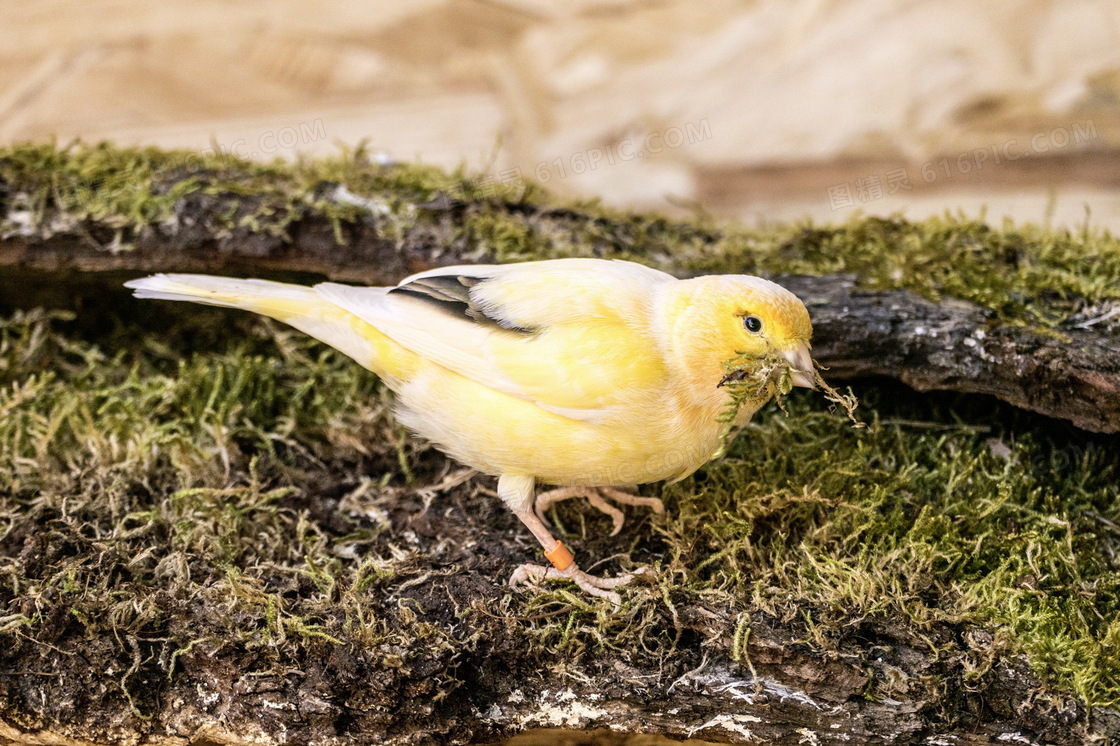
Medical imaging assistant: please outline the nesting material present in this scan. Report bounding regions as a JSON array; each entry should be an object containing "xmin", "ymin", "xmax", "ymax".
[{"xmin": 717, "ymin": 351, "xmax": 864, "ymax": 448}]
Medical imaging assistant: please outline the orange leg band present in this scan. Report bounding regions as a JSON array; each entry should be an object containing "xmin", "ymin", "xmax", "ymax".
[{"xmin": 544, "ymin": 541, "xmax": 575, "ymax": 572}]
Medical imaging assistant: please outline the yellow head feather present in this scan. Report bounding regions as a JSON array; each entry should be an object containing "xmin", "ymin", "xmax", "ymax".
[{"xmin": 655, "ymin": 275, "xmax": 813, "ymax": 404}]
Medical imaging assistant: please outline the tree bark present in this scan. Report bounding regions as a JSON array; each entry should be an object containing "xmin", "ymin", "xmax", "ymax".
[{"xmin": 779, "ymin": 275, "xmax": 1120, "ymax": 434}]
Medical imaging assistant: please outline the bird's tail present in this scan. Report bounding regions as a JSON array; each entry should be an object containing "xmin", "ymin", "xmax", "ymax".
[{"xmin": 124, "ymin": 274, "xmax": 415, "ymax": 381}]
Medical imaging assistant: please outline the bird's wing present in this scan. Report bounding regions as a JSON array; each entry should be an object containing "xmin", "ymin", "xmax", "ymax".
[{"xmin": 315, "ymin": 259, "xmax": 675, "ymax": 420}]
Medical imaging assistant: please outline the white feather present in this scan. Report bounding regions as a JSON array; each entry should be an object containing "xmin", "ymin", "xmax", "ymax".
[
  {"xmin": 124, "ymin": 274, "xmax": 383, "ymax": 371},
  {"xmin": 124, "ymin": 274, "xmax": 318, "ymax": 308}
]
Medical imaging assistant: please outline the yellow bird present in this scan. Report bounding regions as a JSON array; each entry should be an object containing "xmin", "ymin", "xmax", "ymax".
[{"xmin": 125, "ymin": 259, "xmax": 815, "ymax": 605}]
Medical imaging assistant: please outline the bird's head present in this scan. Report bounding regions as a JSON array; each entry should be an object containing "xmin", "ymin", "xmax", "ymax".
[{"xmin": 657, "ymin": 275, "xmax": 816, "ymax": 404}]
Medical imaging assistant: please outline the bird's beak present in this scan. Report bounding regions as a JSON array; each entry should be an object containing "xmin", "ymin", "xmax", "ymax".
[{"xmin": 781, "ymin": 343, "xmax": 817, "ymax": 389}]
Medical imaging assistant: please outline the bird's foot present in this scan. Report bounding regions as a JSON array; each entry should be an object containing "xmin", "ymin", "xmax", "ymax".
[
  {"xmin": 509, "ymin": 562, "xmax": 652, "ymax": 608},
  {"xmin": 534, "ymin": 486, "xmax": 664, "ymax": 536}
]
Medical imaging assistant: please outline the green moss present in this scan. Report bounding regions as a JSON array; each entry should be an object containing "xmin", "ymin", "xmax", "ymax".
[
  {"xmin": 2, "ymin": 143, "xmax": 1120, "ymax": 721},
  {"xmin": 1, "ymin": 308, "xmax": 1118, "ymax": 712},
  {"xmin": 678, "ymin": 400, "xmax": 1120, "ymax": 705},
  {"xmin": 464, "ymin": 210, "xmax": 537, "ymax": 260},
  {"xmin": 4, "ymin": 143, "xmax": 1118, "ymax": 328},
  {"xmin": 0, "ymin": 140, "xmax": 483, "ymax": 250}
]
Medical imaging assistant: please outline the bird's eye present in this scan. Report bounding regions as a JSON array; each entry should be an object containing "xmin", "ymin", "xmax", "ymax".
[{"xmin": 744, "ymin": 315, "xmax": 763, "ymax": 334}]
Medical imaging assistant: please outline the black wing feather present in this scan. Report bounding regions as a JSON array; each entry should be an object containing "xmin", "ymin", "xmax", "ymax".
[{"xmin": 388, "ymin": 274, "xmax": 535, "ymax": 333}]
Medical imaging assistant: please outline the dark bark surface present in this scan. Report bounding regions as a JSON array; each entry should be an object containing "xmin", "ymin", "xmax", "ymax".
[{"xmin": 778, "ymin": 275, "xmax": 1120, "ymax": 434}]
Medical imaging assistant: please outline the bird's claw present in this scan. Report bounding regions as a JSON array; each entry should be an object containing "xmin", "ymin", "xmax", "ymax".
[
  {"xmin": 534, "ymin": 487, "xmax": 665, "ymax": 536},
  {"xmin": 600, "ymin": 488, "xmax": 665, "ymax": 516},
  {"xmin": 509, "ymin": 562, "xmax": 652, "ymax": 608}
]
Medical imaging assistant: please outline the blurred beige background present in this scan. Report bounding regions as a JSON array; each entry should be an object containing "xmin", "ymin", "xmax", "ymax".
[{"xmin": 2, "ymin": 0, "xmax": 1119, "ymax": 229}]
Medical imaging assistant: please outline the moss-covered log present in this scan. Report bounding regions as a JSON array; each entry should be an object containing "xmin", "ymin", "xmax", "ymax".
[
  {"xmin": 1, "ymin": 143, "xmax": 1118, "ymax": 433},
  {"xmin": 780, "ymin": 276, "xmax": 1120, "ymax": 434},
  {"xmin": 2, "ymin": 144, "xmax": 1120, "ymax": 745}
]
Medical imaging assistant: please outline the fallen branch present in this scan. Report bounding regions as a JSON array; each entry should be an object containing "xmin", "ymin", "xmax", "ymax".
[
  {"xmin": 1, "ymin": 164, "xmax": 1116, "ymax": 433},
  {"xmin": 780, "ymin": 275, "xmax": 1120, "ymax": 433}
]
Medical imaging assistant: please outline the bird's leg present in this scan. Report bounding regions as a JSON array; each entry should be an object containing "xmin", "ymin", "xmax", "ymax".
[
  {"xmin": 508, "ymin": 507, "xmax": 649, "ymax": 608},
  {"xmin": 501, "ymin": 475, "xmax": 648, "ymax": 607},
  {"xmin": 534, "ymin": 485, "xmax": 665, "ymax": 536}
]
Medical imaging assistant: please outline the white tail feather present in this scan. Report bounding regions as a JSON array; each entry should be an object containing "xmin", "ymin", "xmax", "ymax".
[
  {"xmin": 124, "ymin": 274, "xmax": 392, "ymax": 373},
  {"xmin": 124, "ymin": 274, "xmax": 319, "ymax": 309}
]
